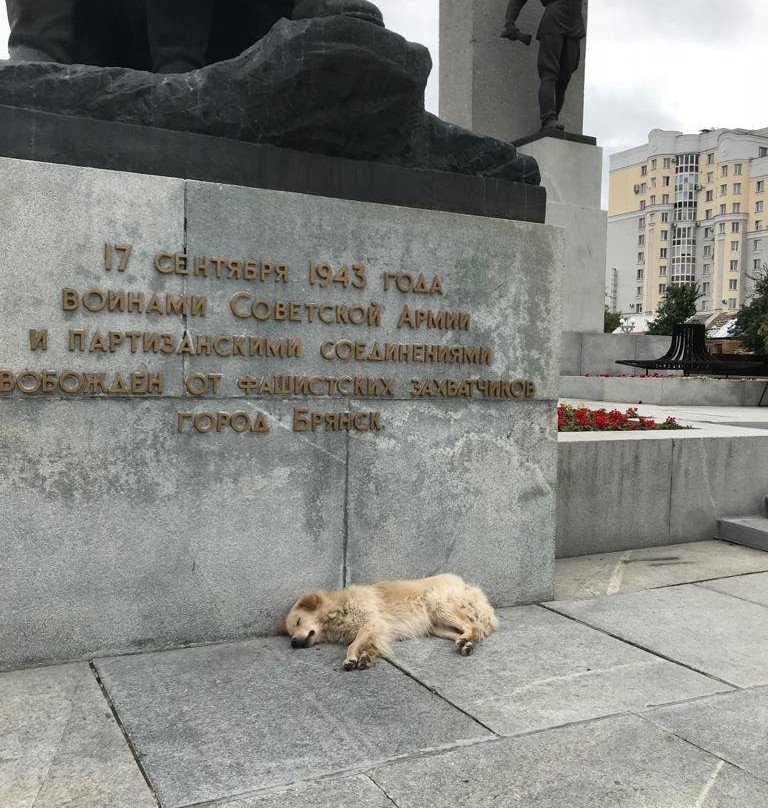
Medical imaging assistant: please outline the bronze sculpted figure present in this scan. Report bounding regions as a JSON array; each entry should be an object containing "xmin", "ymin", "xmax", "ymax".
[{"xmin": 501, "ymin": 0, "xmax": 585, "ymax": 132}]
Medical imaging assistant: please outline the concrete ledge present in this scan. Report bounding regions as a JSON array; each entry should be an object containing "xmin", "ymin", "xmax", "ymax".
[
  {"xmin": 560, "ymin": 333, "xmax": 673, "ymax": 377},
  {"xmin": 557, "ymin": 430, "xmax": 768, "ymax": 557},
  {"xmin": 561, "ymin": 376, "xmax": 767, "ymax": 407}
]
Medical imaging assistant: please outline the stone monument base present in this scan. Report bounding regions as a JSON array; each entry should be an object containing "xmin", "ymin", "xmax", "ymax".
[{"xmin": 0, "ymin": 155, "xmax": 561, "ymax": 670}]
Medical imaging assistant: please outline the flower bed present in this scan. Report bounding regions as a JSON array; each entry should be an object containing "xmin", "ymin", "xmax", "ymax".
[{"xmin": 557, "ymin": 404, "xmax": 688, "ymax": 432}]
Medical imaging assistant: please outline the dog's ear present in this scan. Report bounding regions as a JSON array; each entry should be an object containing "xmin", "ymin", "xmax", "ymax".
[
  {"xmin": 297, "ymin": 591, "xmax": 323, "ymax": 611},
  {"xmin": 276, "ymin": 618, "xmax": 288, "ymax": 636}
]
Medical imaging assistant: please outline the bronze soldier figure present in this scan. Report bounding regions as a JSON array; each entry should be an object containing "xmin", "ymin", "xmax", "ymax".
[{"xmin": 501, "ymin": 0, "xmax": 585, "ymax": 132}]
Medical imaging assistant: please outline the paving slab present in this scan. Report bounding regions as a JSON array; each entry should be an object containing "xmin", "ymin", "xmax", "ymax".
[
  {"xmin": 699, "ymin": 571, "xmax": 768, "ymax": 606},
  {"xmin": 367, "ymin": 713, "xmax": 768, "ymax": 808},
  {"xmin": 196, "ymin": 775, "xmax": 390, "ymax": 808},
  {"xmin": 95, "ymin": 637, "xmax": 492, "ymax": 808},
  {"xmin": 555, "ymin": 540, "xmax": 768, "ymax": 601},
  {"xmin": 549, "ymin": 584, "xmax": 768, "ymax": 687},
  {"xmin": 0, "ymin": 663, "xmax": 155, "ymax": 808},
  {"xmin": 391, "ymin": 606, "xmax": 729, "ymax": 737},
  {"xmin": 647, "ymin": 687, "xmax": 768, "ymax": 784}
]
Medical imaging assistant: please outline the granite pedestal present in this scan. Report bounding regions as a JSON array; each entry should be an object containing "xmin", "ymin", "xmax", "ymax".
[{"xmin": 0, "ymin": 156, "xmax": 562, "ymax": 669}]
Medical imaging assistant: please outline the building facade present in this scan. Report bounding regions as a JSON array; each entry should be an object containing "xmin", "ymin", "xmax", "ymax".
[{"xmin": 607, "ymin": 128, "xmax": 768, "ymax": 318}]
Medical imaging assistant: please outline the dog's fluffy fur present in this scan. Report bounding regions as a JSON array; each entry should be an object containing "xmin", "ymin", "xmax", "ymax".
[{"xmin": 278, "ymin": 574, "xmax": 498, "ymax": 670}]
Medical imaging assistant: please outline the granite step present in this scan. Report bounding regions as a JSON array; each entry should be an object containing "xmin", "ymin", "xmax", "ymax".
[{"xmin": 717, "ymin": 510, "xmax": 768, "ymax": 552}]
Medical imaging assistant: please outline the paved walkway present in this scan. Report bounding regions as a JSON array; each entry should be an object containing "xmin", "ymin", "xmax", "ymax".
[{"xmin": 5, "ymin": 540, "xmax": 768, "ymax": 808}]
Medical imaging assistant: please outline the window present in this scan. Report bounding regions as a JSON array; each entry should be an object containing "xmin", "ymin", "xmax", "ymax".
[
  {"xmin": 702, "ymin": 281, "xmax": 710, "ymax": 294},
  {"xmin": 757, "ymin": 201, "xmax": 765, "ymax": 213},
  {"xmin": 638, "ymin": 217, "xmax": 645, "ymax": 229},
  {"xmin": 720, "ymin": 184, "xmax": 728, "ymax": 196},
  {"xmin": 729, "ymin": 298, "xmax": 738, "ymax": 309},
  {"xmin": 640, "ymin": 200, "xmax": 646, "ymax": 210},
  {"xmin": 756, "ymin": 220, "xmax": 763, "ymax": 231},
  {"xmin": 638, "ymin": 234, "xmax": 645, "ymax": 246},
  {"xmin": 760, "ymin": 147, "xmax": 768, "ymax": 158},
  {"xmin": 650, "ymin": 195, "xmax": 657, "ymax": 205},
  {"xmin": 733, "ymin": 203, "xmax": 741, "ymax": 213},
  {"xmin": 660, "ymin": 230, "xmax": 668, "ymax": 241},
  {"xmin": 758, "ymin": 180, "xmax": 765, "ymax": 193},
  {"xmin": 664, "ymin": 157, "xmax": 672, "ymax": 169},
  {"xmin": 718, "ymin": 223, "xmax": 726, "ymax": 235},
  {"xmin": 731, "ymin": 241, "xmax": 740, "ymax": 252},
  {"xmin": 659, "ymin": 265, "xmax": 667, "ymax": 276},
  {"xmin": 651, "ymin": 177, "xmax": 657, "ymax": 188},
  {"xmin": 641, "ymin": 165, "xmax": 647, "ymax": 176},
  {"xmin": 702, "ymin": 267, "xmax": 711, "ymax": 278},
  {"xmin": 730, "ymin": 259, "xmax": 739, "ymax": 271},
  {"xmin": 707, "ymin": 153, "xmax": 715, "ymax": 165},
  {"xmin": 734, "ymin": 183, "xmax": 742, "ymax": 194},
  {"xmin": 756, "ymin": 259, "xmax": 762, "ymax": 271},
  {"xmin": 729, "ymin": 279, "xmax": 739, "ymax": 291},
  {"xmin": 636, "ymin": 269, "xmax": 644, "ymax": 279},
  {"xmin": 732, "ymin": 222, "xmax": 741, "ymax": 233},
  {"xmin": 704, "ymin": 227, "xmax": 714, "ymax": 238},
  {"xmin": 663, "ymin": 176, "xmax": 671, "ymax": 187},
  {"xmin": 703, "ymin": 245, "xmax": 712, "ymax": 258},
  {"xmin": 636, "ymin": 286, "xmax": 643, "ymax": 296},
  {"xmin": 661, "ymin": 212, "xmax": 669, "ymax": 222},
  {"xmin": 662, "ymin": 194, "xmax": 670, "ymax": 204},
  {"xmin": 660, "ymin": 248, "xmax": 668, "ymax": 258},
  {"xmin": 754, "ymin": 239, "xmax": 762, "ymax": 251},
  {"xmin": 707, "ymin": 172, "xmax": 714, "ymax": 183},
  {"xmin": 734, "ymin": 164, "xmax": 743, "ymax": 175},
  {"xmin": 720, "ymin": 204, "xmax": 727, "ymax": 215},
  {"xmin": 705, "ymin": 209, "xmax": 713, "ymax": 219},
  {"xmin": 651, "ymin": 159, "xmax": 657, "ymax": 170},
  {"xmin": 659, "ymin": 284, "xmax": 667, "ymax": 294},
  {"xmin": 637, "ymin": 252, "xmax": 645, "ymax": 262},
  {"xmin": 706, "ymin": 190, "xmax": 714, "ymax": 201},
  {"xmin": 721, "ymin": 165, "xmax": 729, "ymax": 177}
]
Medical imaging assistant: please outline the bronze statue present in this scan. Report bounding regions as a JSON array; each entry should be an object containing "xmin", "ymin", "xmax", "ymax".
[
  {"xmin": 501, "ymin": 0, "xmax": 585, "ymax": 132},
  {"xmin": 5, "ymin": 0, "xmax": 295, "ymax": 71}
]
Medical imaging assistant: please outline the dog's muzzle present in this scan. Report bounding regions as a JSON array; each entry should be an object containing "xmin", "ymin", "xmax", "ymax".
[{"xmin": 290, "ymin": 633, "xmax": 313, "ymax": 649}]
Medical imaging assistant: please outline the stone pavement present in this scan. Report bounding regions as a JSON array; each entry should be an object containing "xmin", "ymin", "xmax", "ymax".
[{"xmin": 5, "ymin": 540, "xmax": 768, "ymax": 807}]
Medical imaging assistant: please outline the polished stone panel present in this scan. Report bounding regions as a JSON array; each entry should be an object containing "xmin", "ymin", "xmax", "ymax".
[
  {"xmin": 95, "ymin": 637, "xmax": 492, "ymax": 808},
  {"xmin": 392, "ymin": 605, "xmax": 729, "ymax": 736},
  {"xmin": 0, "ymin": 664, "xmax": 154, "ymax": 808}
]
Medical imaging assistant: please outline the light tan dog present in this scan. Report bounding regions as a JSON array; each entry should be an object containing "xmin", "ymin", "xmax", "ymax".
[{"xmin": 277, "ymin": 574, "xmax": 498, "ymax": 670}]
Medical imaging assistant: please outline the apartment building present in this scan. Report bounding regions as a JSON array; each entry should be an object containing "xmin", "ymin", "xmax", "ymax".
[{"xmin": 607, "ymin": 128, "xmax": 768, "ymax": 317}]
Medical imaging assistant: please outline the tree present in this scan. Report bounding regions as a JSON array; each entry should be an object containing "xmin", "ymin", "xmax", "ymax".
[
  {"xmin": 732, "ymin": 265, "xmax": 768, "ymax": 353},
  {"xmin": 647, "ymin": 283, "xmax": 702, "ymax": 336},
  {"xmin": 604, "ymin": 307, "xmax": 621, "ymax": 333}
]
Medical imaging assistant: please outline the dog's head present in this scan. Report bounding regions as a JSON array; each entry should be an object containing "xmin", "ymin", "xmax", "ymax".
[{"xmin": 277, "ymin": 590, "xmax": 329, "ymax": 649}]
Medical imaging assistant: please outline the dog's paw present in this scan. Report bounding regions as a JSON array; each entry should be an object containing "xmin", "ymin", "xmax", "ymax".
[
  {"xmin": 343, "ymin": 653, "xmax": 374, "ymax": 671},
  {"xmin": 457, "ymin": 638, "xmax": 474, "ymax": 656}
]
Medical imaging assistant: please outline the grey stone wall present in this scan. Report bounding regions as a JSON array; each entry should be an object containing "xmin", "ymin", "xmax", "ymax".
[{"xmin": 0, "ymin": 157, "xmax": 562, "ymax": 670}]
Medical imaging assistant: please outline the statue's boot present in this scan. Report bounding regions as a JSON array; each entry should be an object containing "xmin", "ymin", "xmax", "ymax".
[
  {"xmin": 292, "ymin": 0, "xmax": 384, "ymax": 26},
  {"xmin": 147, "ymin": 0, "xmax": 216, "ymax": 73},
  {"xmin": 6, "ymin": 0, "xmax": 75, "ymax": 63}
]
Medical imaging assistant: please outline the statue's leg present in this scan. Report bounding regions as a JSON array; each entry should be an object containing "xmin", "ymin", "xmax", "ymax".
[
  {"xmin": 6, "ymin": 0, "xmax": 76, "ymax": 63},
  {"xmin": 536, "ymin": 34, "xmax": 563, "ymax": 130},
  {"xmin": 146, "ymin": 0, "xmax": 215, "ymax": 73},
  {"xmin": 555, "ymin": 38, "xmax": 581, "ymax": 118}
]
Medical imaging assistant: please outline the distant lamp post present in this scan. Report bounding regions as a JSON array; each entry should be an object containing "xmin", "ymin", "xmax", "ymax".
[{"xmin": 619, "ymin": 316, "xmax": 634, "ymax": 334}]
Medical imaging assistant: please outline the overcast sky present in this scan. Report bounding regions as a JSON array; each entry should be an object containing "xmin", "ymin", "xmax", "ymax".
[{"xmin": 3, "ymin": 0, "xmax": 767, "ymax": 200}]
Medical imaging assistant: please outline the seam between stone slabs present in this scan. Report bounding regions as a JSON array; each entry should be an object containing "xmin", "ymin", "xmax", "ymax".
[
  {"xmin": 383, "ymin": 657, "xmax": 500, "ymax": 737},
  {"xmin": 537, "ymin": 603, "xmax": 740, "ymax": 690},
  {"xmin": 634, "ymin": 710, "xmax": 768, "ymax": 786},
  {"xmin": 342, "ymin": 425, "xmax": 350, "ymax": 587},
  {"xmin": 88, "ymin": 662, "xmax": 161, "ymax": 807},
  {"xmin": 363, "ymin": 774, "xmax": 401, "ymax": 808},
  {"xmin": 692, "ymin": 579, "xmax": 768, "ymax": 610}
]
